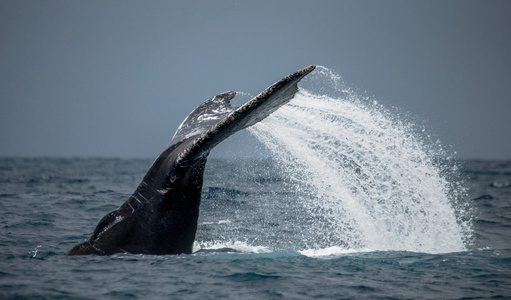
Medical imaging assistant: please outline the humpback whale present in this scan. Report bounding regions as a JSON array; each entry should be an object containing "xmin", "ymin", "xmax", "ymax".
[{"xmin": 67, "ymin": 65, "xmax": 316, "ymax": 255}]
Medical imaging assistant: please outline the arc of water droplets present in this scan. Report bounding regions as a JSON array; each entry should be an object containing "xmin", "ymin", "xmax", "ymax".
[{"xmin": 248, "ymin": 85, "xmax": 469, "ymax": 253}]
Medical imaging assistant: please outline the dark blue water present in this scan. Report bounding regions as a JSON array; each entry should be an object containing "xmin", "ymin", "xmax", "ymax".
[{"xmin": 0, "ymin": 157, "xmax": 510, "ymax": 299}]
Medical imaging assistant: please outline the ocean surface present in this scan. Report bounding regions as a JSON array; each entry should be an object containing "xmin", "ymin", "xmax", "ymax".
[
  {"xmin": 2, "ymin": 68, "xmax": 510, "ymax": 299},
  {"xmin": 1, "ymin": 157, "xmax": 510, "ymax": 299}
]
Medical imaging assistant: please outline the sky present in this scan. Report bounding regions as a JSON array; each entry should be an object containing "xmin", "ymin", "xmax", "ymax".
[{"xmin": 1, "ymin": 0, "xmax": 510, "ymax": 160}]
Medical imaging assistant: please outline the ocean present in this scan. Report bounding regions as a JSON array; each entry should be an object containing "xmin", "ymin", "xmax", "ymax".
[
  {"xmin": 1, "ymin": 68, "xmax": 510, "ymax": 299},
  {"xmin": 0, "ymin": 158, "xmax": 510, "ymax": 299}
]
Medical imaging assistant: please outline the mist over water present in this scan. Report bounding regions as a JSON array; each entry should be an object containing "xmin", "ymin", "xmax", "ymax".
[{"xmin": 247, "ymin": 67, "xmax": 472, "ymax": 254}]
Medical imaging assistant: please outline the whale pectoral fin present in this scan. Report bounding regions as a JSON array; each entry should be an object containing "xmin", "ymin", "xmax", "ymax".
[{"xmin": 178, "ymin": 65, "xmax": 316, "ymax": 164}]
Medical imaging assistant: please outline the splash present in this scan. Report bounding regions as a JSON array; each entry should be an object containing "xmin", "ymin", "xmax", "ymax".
[
  {"xmin": 247, "ymin": 66, "xmax": 471, "ymax": 254},
  {"xmin": 193, "ymin": 240, "xmax": 271, "ymax": 254},
  {"xmin": 30, "ymin": 245, "xmax": 42, "ymax": 258}
]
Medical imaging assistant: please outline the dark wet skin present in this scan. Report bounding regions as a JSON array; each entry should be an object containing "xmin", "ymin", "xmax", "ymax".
[{"xmin": 67, "ymin": 65, "xmax": 316, "ymax": 255}]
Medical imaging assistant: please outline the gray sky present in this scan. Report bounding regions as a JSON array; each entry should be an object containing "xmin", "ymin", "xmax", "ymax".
[{"xmin": 1, "ymin": 0, "xmax": 510, "ymax": 159}]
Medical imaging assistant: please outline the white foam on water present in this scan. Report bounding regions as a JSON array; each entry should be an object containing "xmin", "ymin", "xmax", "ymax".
[
  {"xmin": 199, "ymin": 219, "xmax": 233, "ymax": 226},
  {"xmin": 299, "ymin": 246, "xmax": 373, "ymax": 258},
  {"xmin": 248, "ymin": 66, "xmax": 471, "ymax": 254},
  {"xmin": 193, "ymin": 240, "xmax": 271, "ymax": 254}
]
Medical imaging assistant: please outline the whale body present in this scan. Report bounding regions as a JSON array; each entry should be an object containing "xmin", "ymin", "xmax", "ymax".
[{"xmin": 67, "ymin": 65, "xmax": 316, "ymax": 255}]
